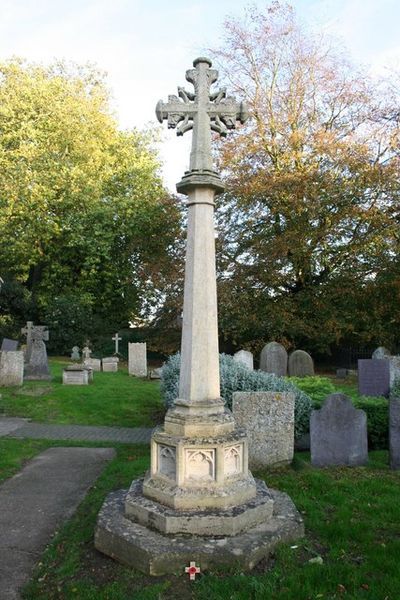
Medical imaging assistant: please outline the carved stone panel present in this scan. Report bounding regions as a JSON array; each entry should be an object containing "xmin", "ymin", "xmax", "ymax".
[
  {"xmin": 158, "ymin": 444, "xmax": 176, "ymax": 480},
  {"xmin": 224, "ymin": 444, "xmax": 243, "ymax": 477},
  {"xmin": 185, "ymin": 449, "xmax": 215, "ymax": 482}
]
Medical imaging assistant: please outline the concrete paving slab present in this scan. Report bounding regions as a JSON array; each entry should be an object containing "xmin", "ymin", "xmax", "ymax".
[
  {"xmin": 0, "ymin": 417, "xmax": 29, "ymax": 437},
  {"xmin": 0, "ymin": 446, "xmax": 116, "ymax": 600}
]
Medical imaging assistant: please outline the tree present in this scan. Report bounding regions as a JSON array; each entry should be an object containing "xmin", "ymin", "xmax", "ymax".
[
  {"xmin": 0, "ymin": 59, "xmax": 181, "ymax": 350},
  {"xmin": 210, "ymin": 2, "xmax": 400, "ymax": 355}
]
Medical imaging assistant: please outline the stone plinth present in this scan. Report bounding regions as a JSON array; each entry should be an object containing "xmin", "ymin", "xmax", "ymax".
[
  {"xmin": 102, "ymin": 357, "xmax": 119, "ymax": 372},
  {"xmin": 95, "ymin": 486, "xmax": 304, "ymax": 576},
  {"xmin": 128, "ymin": 343, "xmax": 147, "ymax": 377},
  {"xmin": 63, "ymin": 366, "xmax": 89, "ymax": 385},
  {"xmin": 233, "ymin": 392, "xmax": 295, "ymax": 468},
  {"xmin": 0, "ymin": 351, "xmax": 24, "ymax": 386}
]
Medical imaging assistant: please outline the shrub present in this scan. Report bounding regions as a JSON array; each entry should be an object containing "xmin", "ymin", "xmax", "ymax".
[
  {"xmin": 161, "ymin": 353, "xmax": 313, "ymax": 440},
  {"xmin": 288, "ymin": 376, "xmax": 336, "ymax": 405}
]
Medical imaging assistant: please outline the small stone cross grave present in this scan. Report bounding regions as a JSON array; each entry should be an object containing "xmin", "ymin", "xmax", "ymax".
[
  {"xmin": 112, "ymin": 332, "xmax": 122, "ymax": 354},
  {"xmin": 21, "ymin": 320, "xmax": 34, "ymax": 362}
]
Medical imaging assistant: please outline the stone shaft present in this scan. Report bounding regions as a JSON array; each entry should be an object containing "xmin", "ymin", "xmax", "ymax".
[{"xmin": 178, "ymin": 187, "xmax": 220, "ymax": 405}]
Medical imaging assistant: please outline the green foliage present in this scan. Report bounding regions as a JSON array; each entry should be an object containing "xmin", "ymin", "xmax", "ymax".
[
  {"xmin": 161, "ymin": 353, "xmax": 313, "ymax": 440},
  {"xmin": 354, "ymin": 396, "xmax": 388, "ymax": 450},
  {"xmin": 0, "ymin": 58, "xmax": 182, "ymax": 350},
  {"xmin": 288, "ymin": 376, "xmax": 336, "ymax": 405}
]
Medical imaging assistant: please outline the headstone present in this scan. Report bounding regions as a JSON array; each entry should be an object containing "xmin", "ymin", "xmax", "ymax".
[
  {"xmin": 112, "ymin": 332, "xmax": 122, "ymax": 354},
  {"xmin": 128, "ymin": 342, "xmax": 147, "ymax": 377},
  {"xmin": 388, "ymin": 356, "xmax": 400, "ymax": 388},
  {"xmin": 71, "ymin": 346, "xmax": 80, "ymax": 361},
  {"xmin": 0, "ymin": 351, "xmax": 24, "ymax": 386},
  {"xmin": 83, "ymin": 366, "xmax": 94, "ymax": 382},
  {"xmin": 310, "ymin": 393, "xmax": 368, "ymax": 466},
  {"xmin": 1, "ymin": 338, "xmax": 19, "ymax": 351},
  {"xmin": 288, "ymin": 350, "xmax": 314, "ymax": 377},
  {"xmin": 259, "ymin": 342, "xmax": 287, "ymax": 376},
  {"xmin": 389, "ymin": 397, "xmax": 400, "ymax": 470},
  {"xmin": 336, "ymin": 368, "xmax": 348, "ymax": 379},
  {"xmin": 102, "ymin": 357, "xmax": 119, "ymax": 372},
  {"xmin": 21, "ymin": 320, "xmax": 34, "ymax": 362},
  {"xmin": 232, "ymin": 391, "xmax": 295, "ymax": 468},
  {"xmin": 233, "ymin": 350, "xmax": 254, "ymax": 370},
  {"xmin": 372, "ymin": 346, "xmax": 391, "ymax": 360},
  {"xmin": 149, "ymin": 367, "xmax": 163, "ymax": 379},
  {"xmin": 83, "ymin": 358, "xmax": 101, "ymax": 372},
  {"xmin": 63, "ymin": 365, "xmax": 89, "ymax": 385},
  {"xmin": 82, "ymin": 346, "xmax": 92, "ymax": 361},
  {"xmin": 24, "ymin": 326, "xmax": 51, "ymax": 381},
  {"xmin": 358, "ymin": 359, "xmax": 390, "ymax": 397}
]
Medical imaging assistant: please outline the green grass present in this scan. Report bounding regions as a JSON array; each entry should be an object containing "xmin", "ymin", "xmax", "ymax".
[
  {"xmin": 0, "ymin": 358, "xmax": 164, "ymax": 427},
  {"xmin": 0, "ymin": 439, "xmax": 394, "ymax": 600}
]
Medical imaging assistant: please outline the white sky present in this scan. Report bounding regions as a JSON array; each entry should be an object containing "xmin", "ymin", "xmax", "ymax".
[{"xmin": 1, "ymin": 0, "xmax": 399, "ymax": 191}]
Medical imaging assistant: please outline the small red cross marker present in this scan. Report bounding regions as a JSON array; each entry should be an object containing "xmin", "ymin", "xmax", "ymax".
[{"xmin": 185, "ymin": 561, "xmax": 200, "ymax": 580}]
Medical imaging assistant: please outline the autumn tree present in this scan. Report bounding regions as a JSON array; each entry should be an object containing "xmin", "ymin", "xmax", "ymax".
[
  {"xmin": 210, "ymin": 2, "xmax": 400, "ymax": 356},
  {"xmin": 0, "ymin": 59, "xmax": 182, "ymax": 351}
]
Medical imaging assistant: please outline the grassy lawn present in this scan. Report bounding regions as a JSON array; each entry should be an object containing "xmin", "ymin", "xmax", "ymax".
[
  {"xmin": 0, "ymin": 439, "xmax": 393, "ymax": 600},
  {"xmin": 0, "ymin": 358, "xmax": 164, "ymax": 427}
]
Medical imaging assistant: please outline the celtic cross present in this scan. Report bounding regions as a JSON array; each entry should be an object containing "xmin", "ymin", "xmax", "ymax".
[{"xmin": 156, "ymin": 57, "xmax": 248, "ymax": 191}]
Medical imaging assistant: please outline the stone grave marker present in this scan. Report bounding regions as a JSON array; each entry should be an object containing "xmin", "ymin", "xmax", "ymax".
[
  {"xmin": 389, "ymin": 396, "xmax": 400, "ymax": 469},
  {"xmin": 358, "ymin": 359, "xmax": 390, "ymax": 397},
  {"xmin": 310, "ymin": 393, "xmax": 368, "ymax": 466},
  {"xmin": 63, "ymin": 365, "xmax": 89, "ymax": 385},
  {"xmin": 102, "ymin": 357, "xmax": 119, "ymax": 372},
  {"xmin": 388, "ymin": 356, "xmax": 400, "ymax": 388},
  {"xmin": 24, "ymin": 326, "xmax": 51, "ymax": 381},
  {"xmin": 259, "ymin": 342, "xmax": 287, "ymax": 376},
  {"xmin": 112, "ymin": 332, "xmax": 122, "ymax": 355},
  {"xmin": 233, "ymin": 350, "xmax": 254, "ymax": 370},
  {"xmin": 71, "ymin": 346, "xmax": 80, "ymax": 361},
  {"xmin": 82, "ymin": 346, "xmax": 92, "ymax": 361},
  {"xmin": 128, "ymin": 342, "xmax": 147, "ymax": 377},
  {"xmin": 84, "ymin": 358, "xmax": 101, "ymax": 372},
  {"xmin": 232, "ymin": 391, "xmax": 295, "ymax": 468},
  {"xmin": 372, "ymin": 346, "xmax": 391, "ymax": 359},
  {"xmin": 1, "ymin": 338, "xmax": 19, "ymax": 351},
  {"xmin": 149, "ymin": 367, "xmax": 163, "ymax": 379},
  {"xmin": 288, "ymin": 350, "xmax": 314, "ymax": 377},
  {"xmin": 21, "ymin": 320, "xmax": 34, "ymax": 362},
  {"xmin": 0, "ymin": 350, "xmax": 24, "ymax": 386}
]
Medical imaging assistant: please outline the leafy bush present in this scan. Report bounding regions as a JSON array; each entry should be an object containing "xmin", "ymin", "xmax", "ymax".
[
  {"xmin": 161, "ymin": 353, "xmax": 313, "ymax": 440},
  {"xmin": 288, "ymin": 376, "xmax": 336, "ymax": 405}
]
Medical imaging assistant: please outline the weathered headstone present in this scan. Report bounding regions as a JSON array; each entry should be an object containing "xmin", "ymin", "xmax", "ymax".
[
  {"xmin": 63, "ymin": 365, "xmax": 89, "ymax": 385},
  {"xmin": 372, "ymin": 346, "xmax": 391, "ymax": 360},
  {"xmin": 128, "ymin": 342, "xmax": 147, "ymax": 377},
  {"xmin": 112, "ymin": 332, "xmax": 122, "ymax": 355},
  {"xmin": 310, "ymin": 393, "xmax": 368, "ymax": 466},
  {"xmin": 71, "ymin": 346, "xmax": 80, "ymax": 361},
  {"xmin": 24, "ymin": 326, "xmax": 51, "ymax": 381},
  {"xmin": 82, "ymin": 346, "xmax": 92, "ymax": 361},
  {"xmin": 233, "ymin": 391, "xmax": 295, "ymax": 468},
  {"xmin": 259, "ymin": 342, "xmax": 287, "ymax": 376},
  {"xmin": 233, "ymin": 350, "xmax": 254, "ymax": 370},
  {"xmin": 149, "ymin": 367, "xmax": 163, "ymax": 379},
  {"xmin": 358, "ymin": 359, "xmax": 390, "ymax": 397},
  {"xmin": 102, "ymin": 357, "xmax": 119, "ymax": 372},
  {"xmin": 21, "ymin": 320, "xmax": 34, "ymax": 362},
  {"xmin": 389, "ymin": 396, "xmax": 400, "ymax": 469},
  {"xmin": 288, "ymin": 350, "xmax": 314, "ymax": 377},
  {"xmin": 0, "ymin": 351, "xmax": 24, "ymax": 386},
  {"xmin": 388, "ymin": 356, "xmax": 400, "ymax": 388},
  {"xmin": 83, "ymin": 358, "xmax": 101, "ymax": 372},
  {"xmin": 1, "ymin": 338, "xmax": 19, "ymax": 352}
]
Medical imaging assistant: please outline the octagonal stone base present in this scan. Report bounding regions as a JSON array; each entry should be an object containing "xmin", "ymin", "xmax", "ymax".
[
  {"xmin": 94, "ymin": 484, "xmax": 304, "ymax": 576},
  {"xmin": 126, "ymin": 478, "xmax": 274, "ymax": 536}
]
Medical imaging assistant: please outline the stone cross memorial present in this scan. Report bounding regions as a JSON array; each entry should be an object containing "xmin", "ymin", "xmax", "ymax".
[
  {"xmin": 95, "ymin": 57, "xmax": 303, "ymax": 575},
  {"xmin": 112, "ymin": 332, "xmax": 122, "ymax": 355},
  {"xmin": 21, "ymin": 320, "xmax": 34, "ymax": 362},
  {"xmin": 23, "ymin": 325, "xmax": 51, "ymax": 381}
]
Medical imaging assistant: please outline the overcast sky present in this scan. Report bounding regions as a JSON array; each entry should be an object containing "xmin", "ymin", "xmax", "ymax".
[{"xmin": 1, "ymin": 0, "xmax": 399, "ymax": 191}]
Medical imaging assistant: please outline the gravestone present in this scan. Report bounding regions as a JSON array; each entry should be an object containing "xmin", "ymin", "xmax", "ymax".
[
  {"xmin": 232, "ymin": 391, "xmax": 295, "ymax": 468},
  {"xmin": 288, "ymin": 350, "xmax": 314, "ymax": 377},
  {"xmin": 372, "ymin": 346, "xmax": 391, "ymax": 360},
  {"xmin": 63, "ymin": 365, "xmax": 89, "ymax": 385},
  {"xmin": 336, "ymin": 368, "xmax": 348, "ymax": 379},
  {"xmin": 259, "ymin": 342, "xmax": 287, "ymax": 376},
  {"xmin": 0, "ymin": 351, "xmax": 24, "ymax": 386},
  {"xmin": 1, "ymin": 338, "xmax": 19, "ymax": 351},
  {"xmin": 71, "ymin": 346, "xmax": 80, "ymax": 361},
  {"xmin": 83, "ymin": 358, "xmax": 101, "ymax": 372},
  {"xmin": 358, "ymin": 359, "xmax": 390, "ymax": 397},
  {"xmin": 388, "ymin": 356, "xmax": 400, "ymax": 388},
  {"xmin": 24, "ymin": 326, "xmax": 51, "ymax": 381},
  {"xmin": 21, "ymin": 320, "xmax": 34, "ymax": 362},
  {"xmin": 102, "ymin": 357, "xmax": 119, "ymax": 372},
  {"xmin": 128, "ymin": 342, "xmax": 147, "ymax": 377},
  {"xmin": 149, "ymin": 367, "xmax": 163, "ymax": 379},
  {"xmin": 389, "ymin": 397, "xmax": 400, "ymax": 470},
  {"xmin": 310, "ymin": 393, "xmax": 368, "ymax": 466},
  {"xmin": 82, "ymin": 346, "xmax": 92, "ymax": 361},
  {"xmin": 233, "ymin": 350, "xmax": 254, "ymax": 370},
  {"xmin": 112, "ymin": 332, "xmax": 122, "ymax": 355}
]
